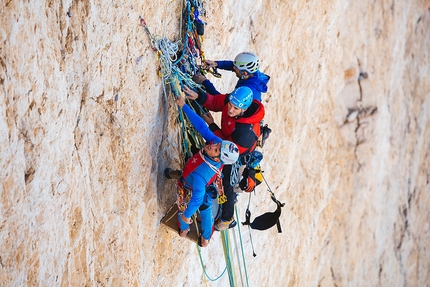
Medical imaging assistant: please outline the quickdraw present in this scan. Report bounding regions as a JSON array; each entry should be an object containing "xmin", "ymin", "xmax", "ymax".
[
  {"xmin": 213, "ymin": 176, "xmax": 227, "ymax": 204},
  {"xmin": 200, "ymin": 63, "xmax": 222, "ymax": 78}
]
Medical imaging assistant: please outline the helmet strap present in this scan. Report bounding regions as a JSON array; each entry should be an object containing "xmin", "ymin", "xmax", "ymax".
[{"xmin": 240, "ymin": 71, "xmax": 248, "ymax": 79}]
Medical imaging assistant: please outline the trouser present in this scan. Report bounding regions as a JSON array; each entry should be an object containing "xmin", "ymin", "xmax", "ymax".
[
  {"xmin": 220, "ymin": 164, "xmax": 238, "ymax": 221},
  {"xmin": 178, "ymin": 204, "xmax": 214, "ymax": 240}
]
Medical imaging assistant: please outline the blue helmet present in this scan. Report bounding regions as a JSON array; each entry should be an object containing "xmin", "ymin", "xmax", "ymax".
[{"xmin": 228, "ymin": 86, "xmax": 253, "ymax": 109}]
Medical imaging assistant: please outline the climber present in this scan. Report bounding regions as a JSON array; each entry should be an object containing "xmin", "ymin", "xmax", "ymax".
[
  {"xmin": 194, "ymin": 52, "xmax": 270, "ymax": 102},
  {"xmin": 194, "ymin": 52, "xmax": 272, "ymax": 146},
  {"xmin": 164, "ymin": 93, "xmax": 239, "ymax": 247},
  {"xmin": 182, "ymin": 85, "xmax": 264, "ymax": 231}
]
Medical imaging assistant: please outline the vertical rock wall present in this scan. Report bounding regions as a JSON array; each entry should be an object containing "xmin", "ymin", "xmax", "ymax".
[{"xmin": 1, "ymin": 0, "xmax": 429, "ymax": 286}]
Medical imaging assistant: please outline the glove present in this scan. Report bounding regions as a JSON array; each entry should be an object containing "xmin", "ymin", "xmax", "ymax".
[
  {"xmin": 245, "ymin": 173, "xmax": 256, "ymax": 192},
  {"xmin": 239, "ymin": 168, "xmax": 256, "ymax": 192}
]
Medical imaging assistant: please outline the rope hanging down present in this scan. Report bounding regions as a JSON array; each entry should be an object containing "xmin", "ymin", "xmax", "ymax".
[{"xmin": 194, "ymin": 216, "xmax": 227, "ymax": 283}]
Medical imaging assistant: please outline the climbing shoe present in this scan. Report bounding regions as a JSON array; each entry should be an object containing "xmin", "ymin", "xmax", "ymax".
[
  {"xmin": 228, "ymin": 219, "xmax": 237, "ymax": 229},
  {"xmin": 164, "ymin": 168, "xmax": 182, "ymax": 180},
  {"xmin": 215, "ymin": 218, "xmax": 236, "ymax": 231}
]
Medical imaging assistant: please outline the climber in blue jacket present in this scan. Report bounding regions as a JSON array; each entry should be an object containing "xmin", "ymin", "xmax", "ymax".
[
  {"xmin": 164, "ymin": 92, "xmax": 239, "ymax": 247},
  {"xmin": 194, "ymin": 52, "xmax": 270, "ymax": 102}
]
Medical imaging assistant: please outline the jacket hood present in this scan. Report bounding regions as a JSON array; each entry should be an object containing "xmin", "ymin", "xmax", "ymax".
[
  {"xmin": 235, "ymin": 100, "xmax": 265, "ymax": 125},
  {"xmin": 236, "ymin": 71, "xmax": 270, "ymax": 93}
]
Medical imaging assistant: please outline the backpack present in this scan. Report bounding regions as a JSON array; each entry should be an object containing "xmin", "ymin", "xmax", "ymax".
[{"xmin": 242, "ymin": 195, "xmax": 284, "ymax": 232}]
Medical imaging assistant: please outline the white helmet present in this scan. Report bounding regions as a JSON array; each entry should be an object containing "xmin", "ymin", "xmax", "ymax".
[
  {"xmin": 233, "ymin": 52, "xmax": 260, "ymax": 74},
  {"xmin": 220, "ymin": 140, "xmax": 239, "ymax": 164}
]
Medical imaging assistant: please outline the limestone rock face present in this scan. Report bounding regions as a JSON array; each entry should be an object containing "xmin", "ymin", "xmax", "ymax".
[{"xmin": 1, "ymin": 0, "xmax": 429, "ymax": 286}]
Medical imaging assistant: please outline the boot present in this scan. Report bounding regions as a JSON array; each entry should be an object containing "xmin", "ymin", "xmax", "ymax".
[
  {"xmin": 261, "ymin": 125, "xmax": 272, "ymax": 147},
  {"xmin": 214, "ymin": 218, "xmax": 235, "ymax": 231},
  {"xmin": 164, "ymin": 168, "xmax": 182, "ymax": 179}
]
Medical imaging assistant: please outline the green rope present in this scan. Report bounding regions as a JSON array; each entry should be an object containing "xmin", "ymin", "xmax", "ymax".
[
  {"xmin": 231, "ymin": 225, "xmax": 244, "ymax": 286},
  {"xmin": 176, "ymin": 107, "xmax": 192, "ymax": 159},
  {"xmin": 235, "ymin": 205, "xmax": 250, "ymax": 287},
  {"xmin": 197, "ymin": 245, "xmax": 228, "ymax": 282},
  {"xmin": 218, "ymin": 208, "xmax": 251, "ymax": 287},
  {"xmin": 191, "ymin": 209, "xmax": 227, "ymax": 283},
  {"xmin": 221, "ymin": 230, "xmax": 236, "ymax": 287}
]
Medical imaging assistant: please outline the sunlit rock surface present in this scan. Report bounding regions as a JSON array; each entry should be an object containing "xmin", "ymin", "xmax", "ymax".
[{"xmin": 1, "ymin": 0, "xmax": 429, "ymax": 286}]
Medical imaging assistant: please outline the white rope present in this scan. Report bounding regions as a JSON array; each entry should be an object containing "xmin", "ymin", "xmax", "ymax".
[
  {"xmin": 199, "ymin": 150, "xmax": 222, "ymax": 177},
  {"xmin": 230, "ymin": 161, "xmax": 241, "ymax": 186}
]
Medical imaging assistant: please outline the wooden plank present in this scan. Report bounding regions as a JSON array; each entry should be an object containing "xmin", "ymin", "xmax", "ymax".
[{"xmin": 160, "ymin": 203, "xmax": 199, "ymax": 243}]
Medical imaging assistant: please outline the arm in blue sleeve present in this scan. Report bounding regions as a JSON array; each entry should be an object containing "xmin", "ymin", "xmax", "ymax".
[
  {"xmin": 182, "ymin": 104, "xmax": 222, "ymax": 144},
  {"xmin": 202, "ymin": 79, "xmax": 220, "ymax": 95},
  {"xmin": 216, "ymin": 60, "xmax": 234, "ymax": 71},
  {"xmin": 183, "ymin": 174, "xmax": 206, "ymax": 218}
]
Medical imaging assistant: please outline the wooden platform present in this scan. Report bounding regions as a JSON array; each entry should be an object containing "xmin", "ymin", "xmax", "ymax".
[{"xmin": 160, "ymin": 203, "xmax": 199, "ymax": 243}]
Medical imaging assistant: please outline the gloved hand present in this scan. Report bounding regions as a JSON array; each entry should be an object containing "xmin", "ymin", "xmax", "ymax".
[
  {"xmin": 192, "ymin": 73, "xmax": 207, "ymax": 84},
  {"xmin": 240, "ymin": 168, "xmax": 257, "ymax": 192}
]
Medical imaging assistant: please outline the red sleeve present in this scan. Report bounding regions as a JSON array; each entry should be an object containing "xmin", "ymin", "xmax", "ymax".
[
  {"xmin": 202, "ymin": 93, "xmax": 228, "ymax": 112},
  {"xmin": 213, "ymin": 129, "xmax": 227, "ymax": 139}
]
